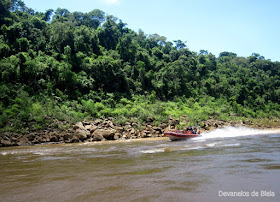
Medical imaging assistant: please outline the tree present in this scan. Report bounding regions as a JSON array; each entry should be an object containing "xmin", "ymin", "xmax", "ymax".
[
  {"xmin": 43, "ymin": 9, "xmax": 53, "ymax": 22},
  {"xmin": 199, "ymin": 50, "xmax": 208, "ymax": 55},
  {"xmin": 99, "ymin": 15, "xmax": 120, "ymax": 50},
  {"xmin": 54, "ymin": 8, "xmax": 70, "ymax": 19},
  {"xmin": 117, "ymin": 33, "xmax": 138, "ymax": 62},
  {"xmin": 219, "ymin": 51, "xmax": 237, "ymax": 58},
  {"xmin": 86, "ymin": 9, "xmax": 105, "ymax": 29},
  {"xmin": 49, "ymin": 21, "xmax": 75, "ymax": 53},
  {"xmin": 174, "ymin": 40, "xmax": 187, "ymax": 49}
]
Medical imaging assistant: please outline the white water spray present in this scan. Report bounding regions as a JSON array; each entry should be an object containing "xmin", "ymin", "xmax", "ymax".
[{"xmin": 199, "ymin": 126, "xmax": 280, "ymax": 140}]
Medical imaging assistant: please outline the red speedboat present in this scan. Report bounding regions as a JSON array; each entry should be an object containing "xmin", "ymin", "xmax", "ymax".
[{"xmin": 164, "ymin": 129, "xmax": 201, "ymax": 141}]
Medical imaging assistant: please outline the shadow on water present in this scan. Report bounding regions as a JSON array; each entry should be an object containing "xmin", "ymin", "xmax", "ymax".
[
  {"xmin": 262, "ymin": 164, "xmax": 280, "ymax": 170},
  {"xmin": 238, "ymin": 158, "xmax": 274, "ymax": 163}
]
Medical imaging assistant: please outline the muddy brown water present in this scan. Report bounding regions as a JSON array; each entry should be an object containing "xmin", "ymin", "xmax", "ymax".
[{"xmin": 0, "ymin": 127, "xmax": 279, "ymax": 202}]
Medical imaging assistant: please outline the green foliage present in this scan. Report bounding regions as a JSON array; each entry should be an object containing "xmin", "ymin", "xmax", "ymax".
[{"xmin": 0, "ymin": 1, "xmax": 279, "ymax": 133}]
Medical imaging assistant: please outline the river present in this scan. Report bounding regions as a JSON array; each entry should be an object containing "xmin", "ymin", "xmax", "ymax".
[{"xmin": 0, "ymin": 127, "xmax": 279, "ymax": 202}]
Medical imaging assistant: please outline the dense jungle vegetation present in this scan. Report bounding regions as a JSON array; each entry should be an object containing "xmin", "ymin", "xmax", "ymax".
[{"xmin": 0, "ymin": 0, "xmax": 279, "ymax": 133}]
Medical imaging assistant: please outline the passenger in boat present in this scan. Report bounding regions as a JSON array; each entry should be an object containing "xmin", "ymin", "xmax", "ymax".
[
  {"xmin": 193, "ymin": 127, "xmax": 197, "ymax": 134},
  {"xmin": 187, "ymin": 126, "xmax": 193, "ymax": 131}
]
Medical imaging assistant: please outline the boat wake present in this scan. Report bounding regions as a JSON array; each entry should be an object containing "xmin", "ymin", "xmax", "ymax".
[{"xmin": 198, "ymin": 126, "xmax": 279, "ymax": 140}]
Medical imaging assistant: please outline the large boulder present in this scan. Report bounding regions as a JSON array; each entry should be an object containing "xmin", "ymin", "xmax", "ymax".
[
  {"xmin": 1, "ymin": 139, "xmax": 13, "ymax": 147},
  {"xmin": 73, "ymin": 122, "xmax": 85, "ymax": 130},
  {"xmin": 17, "ymin": 136, "xmax": 32, "ymax": 146},
  {"xmin": 92, "ymin": 129, "xmax": 115, "ymax": 140},
  {"xmin": 75, "ymin": 130, "xmax": 89, "ymax": 141},
  {"xmin": 90, "ymin": 125, "xmax": 98, "ymax": 134},
  {"xmin": 92, "ymin": 133, "xmax": 104, "ymax": 141}
]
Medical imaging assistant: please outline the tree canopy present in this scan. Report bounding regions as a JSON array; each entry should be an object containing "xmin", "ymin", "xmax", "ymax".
[{"xmin": 0, "ymin": 0, "xmax": 279, "ymax": 132}]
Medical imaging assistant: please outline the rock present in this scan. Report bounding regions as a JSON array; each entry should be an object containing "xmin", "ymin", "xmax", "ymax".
[
  {"xmin": 86, "ymin": 138, "xmax": 94, "ymax": 142},
  {"xmin": 136, "ymin": 131, "xmax": 141, "ymax": 137},
  {"xmin": 92, "ymin": 129, "xmax": 115, "ymax": 140},
  {"xmin": 82, "ymin": 121, "xmax": 91, "ymax": 126},
  {"xmin": 50, "ymin": 131, "xmax": 58, "ymax": 136},
  {"xmin": 17, "ymin": 136, "xmax": 32, "ymax": 146},
  {"xmin": 94, "ymin": 119, "xmax": 103, "ymax": 126},
  {"xmin": 124, "ymin": 132, "xmax": 131, "ymax": 139},
  {"xmin": 62, "ymin": 133, "xmax": 72, "ymax": 142},
  {"xmin": 75, "ymin": 130, "xmax": 89, "ymax": 141},
  {"xmin": 141, "ymin": 132, "xmax": 151, "ymax": 138},
  {"xmin": 146, "ymin": 125, "xmax": 153, "ymax": 129},
  {"xmin": 144, "ymin": 130, "xmax": 151, "ymax": 134},
  {"xmin": 11, "ymin": 136, "xmax": 19, "ymax": 142},
  {"xmin": 159, "ymin": 123, "xmax": 168, "ymax": 129},
  {"xmin": 45, "ymin": 134, "xmax": 50, "ymax": 142},
  {"xmin": 130, "ymin": 128, "xmax": 136, "ymax": 135},
  {"xmin": 113, "ymin": 133, "xmax": 122, "ymax": 140},
  {"xmin": 33, "ymin": 136, "xmax": 43, "ymax": 144},
  {"xmin": 153, "ymin": 127, "xmax": 162, "ymax": 134},
  {"xmin": 26, "ymin": 133, "xmax": 36, "ymax": 141},
  {"xmin": 49, "ymin": 132, "xmax": 59, "ymax": 142},
  {"xmin": 90, "ymin": 125, "xmax": 98, "ymax": 134},
  {"xmin": 85, "ymin": 125, "xmax": 92, "ymax": 131},
  {"xmin": 71, "ymin": 135, "xmax": 80, "ymax": 143},
  {"xmin": 115, "ymin": 126, "xmax": 124, "ymax": 133},
  {"xmin": 50, "ymin": 135, "xmax": 58, "ymax": 142},
  {"xmin": 103, "ymin": 120, "xmax": 114, "ymax": 128},
  {"xmin": 1, "ymin": 139, "xmax": 13, "ymax": 147},
  {"xmin": 73, "ymin": 122, "xmax": 85, "ymax": 130},
  {"xmin": 132, "ymin": 123, "xmax": 139, "ymax": 128},
  {"xmin": 92, "ymin": 133, "xmax": 104, "ymax": 141},
  {"xmin": 214, "ymin": 122, "xmax": 219, "ymax": 128}
]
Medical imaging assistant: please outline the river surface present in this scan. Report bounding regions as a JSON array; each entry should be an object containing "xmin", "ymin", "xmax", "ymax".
[{"xmin": 0, "ymin": 127, "xmax": 280, "ymax": 202}]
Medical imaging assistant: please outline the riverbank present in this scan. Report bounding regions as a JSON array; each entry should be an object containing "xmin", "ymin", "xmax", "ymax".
[{"xmin": 0, "ymin": 117, "xmax": 279, "ymax": 147}]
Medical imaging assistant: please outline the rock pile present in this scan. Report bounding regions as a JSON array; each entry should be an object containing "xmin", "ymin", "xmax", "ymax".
[
  {"xmin": 0, "ymin": 118, "xmax": 168, "ymax": 147},
  {"xmin": 0, "ymin": 117, "xmax": 264, "ymax": 147}
]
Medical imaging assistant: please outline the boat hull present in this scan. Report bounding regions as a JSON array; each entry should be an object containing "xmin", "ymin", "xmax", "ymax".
[{"xmin": 164, "ymin": 131, "xmax": 201, "ymax": 141}]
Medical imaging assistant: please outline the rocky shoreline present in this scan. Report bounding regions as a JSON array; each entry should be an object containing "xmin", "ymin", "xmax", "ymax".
[{"xmin": 0, "ymin": 117, "xmax": 277, "ymax": 147}]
